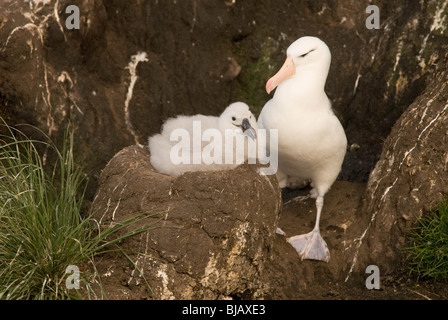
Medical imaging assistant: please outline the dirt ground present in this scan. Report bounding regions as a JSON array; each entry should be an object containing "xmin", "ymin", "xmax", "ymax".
[{"xmin": 277, "ymin": 181, "xmax": 448, "ymax": 300}]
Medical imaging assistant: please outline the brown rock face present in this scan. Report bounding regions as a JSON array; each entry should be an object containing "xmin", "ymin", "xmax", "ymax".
[
  {"xmin": 91, "ymin": 145, "xmax": 282, "ymax": 299},
  {"xmin": 345, "ymin": 55, "xmax": 448, "ymax": 281}
]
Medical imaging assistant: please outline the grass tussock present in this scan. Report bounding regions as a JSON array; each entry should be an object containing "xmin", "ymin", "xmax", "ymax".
[
  {"xmin": 0, "ymin": 123, "xmax": 159, "ymax": 299},
  {"xmin": 406, "ymin": 197, "xmax": 448, "ymax": 281}
]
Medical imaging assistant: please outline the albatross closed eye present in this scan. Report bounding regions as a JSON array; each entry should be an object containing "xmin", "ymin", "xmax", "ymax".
[{"xmin": 300, "ymin": 49, "xmax": 315, "ymax": 58}]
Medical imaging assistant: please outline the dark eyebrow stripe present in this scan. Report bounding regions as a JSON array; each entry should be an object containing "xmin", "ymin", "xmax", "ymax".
[{"xmin": 300, "ymin": 49, "xmax": 315, "ymax": 57}]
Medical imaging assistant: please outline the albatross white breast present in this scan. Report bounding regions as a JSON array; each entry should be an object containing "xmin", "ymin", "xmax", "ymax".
[{"xmin": 258, "ymin": 36, "xmax": 347, "ymax": 262}]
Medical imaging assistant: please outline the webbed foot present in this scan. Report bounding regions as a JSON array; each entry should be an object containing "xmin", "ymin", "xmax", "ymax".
[{"xmin": 287, "ymin": 229, "xmax": 330, "ymax": 262}]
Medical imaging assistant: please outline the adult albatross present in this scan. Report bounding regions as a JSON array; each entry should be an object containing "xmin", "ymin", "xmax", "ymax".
[{"xmin": 258, "ymin": 36, "xmax": 347, "ymax": 262}]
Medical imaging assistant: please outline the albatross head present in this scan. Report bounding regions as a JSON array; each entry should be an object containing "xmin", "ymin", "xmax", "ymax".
[
  {"xmin": 219, "ymin": 102, "xmax": 258, "ymax": 140},
  {"xmin": 266, "ymin": 36, "xmax": 331, "ymax": 94}
]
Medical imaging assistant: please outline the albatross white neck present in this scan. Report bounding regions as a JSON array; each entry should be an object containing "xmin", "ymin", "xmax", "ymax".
[{"xmin": 273, "ymin": 71, "xmax": 330, "ymax": 112}]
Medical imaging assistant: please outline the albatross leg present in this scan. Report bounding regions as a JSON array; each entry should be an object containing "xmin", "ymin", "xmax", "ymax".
[{"xmin": 286, "ymin": 196, "xmax": 330, "ymax": 262}]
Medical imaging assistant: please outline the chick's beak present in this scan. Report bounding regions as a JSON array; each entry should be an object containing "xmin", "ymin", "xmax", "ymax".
[{"xmin": 241, "ymin": 118, "xmax": 257, "ymax": 140}]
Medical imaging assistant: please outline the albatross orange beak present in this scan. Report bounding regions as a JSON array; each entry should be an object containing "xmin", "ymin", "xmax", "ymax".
[{"xmin": 265, "ymin": 56, "xmax": 295, "ymax": 94}]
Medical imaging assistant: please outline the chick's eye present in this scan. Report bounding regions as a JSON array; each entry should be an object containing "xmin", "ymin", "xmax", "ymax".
[{"xmin": 231, "ymin": 116, "xmax": 236, "ymax": 121}]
